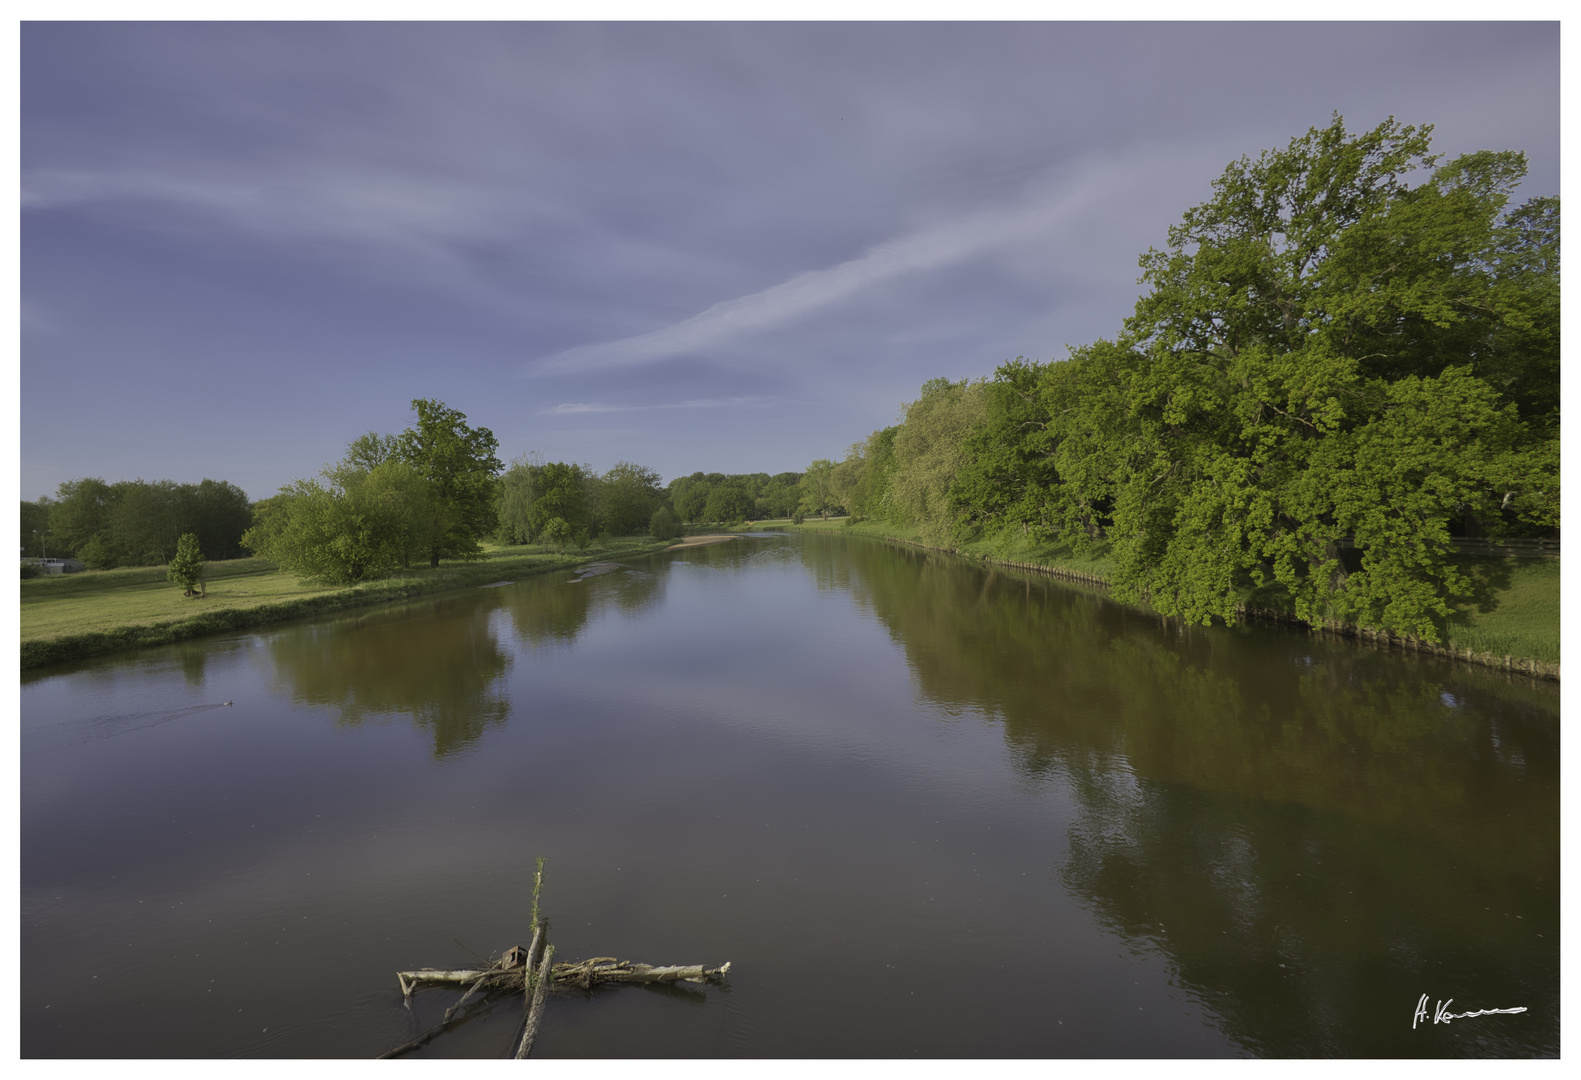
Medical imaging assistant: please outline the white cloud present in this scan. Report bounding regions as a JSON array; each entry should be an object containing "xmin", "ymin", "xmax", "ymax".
[
  {"xmin": 530, "ymin": 155, "xmax": 1130, "ymax": 375},
  {"xmin": 550, "ymin": 397, "xmax": 757, "ymax": 415}
]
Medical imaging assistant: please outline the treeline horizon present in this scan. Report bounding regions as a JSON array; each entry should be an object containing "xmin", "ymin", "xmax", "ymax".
[
  {"xmin": 793, "ymin": 116, "xmax": 1560, "ymax": 643},
  {"xmin": 25, "ymin": 116, "xmax": 1560, "ymax": 644},
  {"xmin": 21, "ymin": 405, "xmax": 814, "ymax": 582}
]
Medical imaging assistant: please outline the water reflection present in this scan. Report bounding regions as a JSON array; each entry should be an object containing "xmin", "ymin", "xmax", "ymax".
[
  {"xmin": 263, "ymin": 597, "xmax": 512, "ymax": 759},
  {"xmin": 501, "ymin": 564, "xmax": 666, "ymax": 650},
  {"xmin": 817, "ymin": 533, "xmax": 1560, "ymax": 1056}
]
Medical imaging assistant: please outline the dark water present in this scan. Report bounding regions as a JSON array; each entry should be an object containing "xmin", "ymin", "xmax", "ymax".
[{"xmin": 20, "ymin": 533, "xmax": 1559, "ymax": 1058}]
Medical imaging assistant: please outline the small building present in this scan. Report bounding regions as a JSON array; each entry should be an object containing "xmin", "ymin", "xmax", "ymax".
[{"xmin": 24, "ymin": 557, "xmax": 86, "ymax": 575}]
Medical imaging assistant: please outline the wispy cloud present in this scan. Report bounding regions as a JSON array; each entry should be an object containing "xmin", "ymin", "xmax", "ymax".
[
  {"xmin": 531, "ymin": 159, "xmax": 1122, "ymax": 375},
  {"xmin": 550, "ymin": 397, "xmax": 758, "ymax": 415}
]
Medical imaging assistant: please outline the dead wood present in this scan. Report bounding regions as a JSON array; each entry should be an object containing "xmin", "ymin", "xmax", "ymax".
[{"xmin": 513, "ymin": 944, "xmax": 555, "ymax": 1059}]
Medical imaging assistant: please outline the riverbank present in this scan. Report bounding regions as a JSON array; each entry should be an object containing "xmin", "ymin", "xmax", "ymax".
[
  {"xmin": 782, "ymin": 517, "xmax": 1559, "ymax": 681},
  {"xmin": 20, "ymin": 537, "xmax": 676, "ymax": 672}
]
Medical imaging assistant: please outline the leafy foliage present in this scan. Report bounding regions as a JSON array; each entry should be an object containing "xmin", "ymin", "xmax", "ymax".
[
  {"xmin": 43, "ymin": 477, "xmax": 253, "ymax": 567},
  {"xmin": 243, "ymin": 459, "xmax": 434, "ymax": 585},
  {"xmin": 166, "ymin": 532, "xmax": 206, "ymax": 596},
  {"xmin": 802, "ymin": 116, "xmax": 1559, "ymax": 642},
  {"xmin": 397, "ymin": 399, "xmax": 503, "ymax": 567}
]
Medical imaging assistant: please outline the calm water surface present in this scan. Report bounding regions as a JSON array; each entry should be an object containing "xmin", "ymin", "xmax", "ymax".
[{"xmin": 20, "ymin": 533, "xmax": 1559, "ymax": 1057}]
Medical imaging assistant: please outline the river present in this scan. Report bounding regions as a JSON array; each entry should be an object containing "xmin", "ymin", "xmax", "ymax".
[{"xmin": 20, "ymin": 531, "xmax": 1560, "ymax": 1057}]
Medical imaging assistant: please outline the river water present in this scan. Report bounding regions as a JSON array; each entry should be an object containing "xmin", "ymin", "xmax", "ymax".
[{"xmin": 20, "ymin": 532, "xmax": 1559, "ymax": 1058}]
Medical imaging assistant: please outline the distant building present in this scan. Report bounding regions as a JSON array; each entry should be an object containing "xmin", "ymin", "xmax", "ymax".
[{"xmin": 23, "ymin": 557, "xmax": 86, "ymax": 575}]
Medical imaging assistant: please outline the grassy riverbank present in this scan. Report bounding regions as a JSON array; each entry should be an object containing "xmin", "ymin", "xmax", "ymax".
[
  {"xmin": 782, "ymin": 516, "xmax": 1558, "ymax": 675},
  {"xmin": 20, "ymin": 536, "xmax": 674, "ymax": 671}
]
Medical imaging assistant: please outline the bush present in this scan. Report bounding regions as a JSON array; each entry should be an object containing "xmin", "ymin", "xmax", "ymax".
[
  {"xmin": 167, "ymin": 532, "xmax": 205, "ymax": 596},
  {"xmin": 649, "ymin": 506, "xmax": 682, "ymax": 540},
  {"xmin": 21, "ymin": 561, "xmax": 40, "ymax": 580}
]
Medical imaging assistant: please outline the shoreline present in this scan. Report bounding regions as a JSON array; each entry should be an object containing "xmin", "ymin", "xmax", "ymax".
[
  {"xmin": 791, "ymin": 523, "xmax": 1559, "ymax": 683},
  {"xmin": 664, "ymin": 534, "xmax": 739, "ymax": 549},
  {"xmin": 21, "ymin": 539, "xmax": 676, "ymax": 674}
]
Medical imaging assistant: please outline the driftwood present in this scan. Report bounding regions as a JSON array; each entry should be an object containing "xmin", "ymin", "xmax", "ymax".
[
  {"xmin": 396, "ymin": 957, "xmax": 732, "ymax": 993},
  {"xmin": 380, "ymin": 960, "xmax": 505, "ymax": 1058},
  {"xmin": 513, "ymin": 944, "xmax": 555, "ymax": 1059},
  {"xmin": 552, "ymin": 958, "xmax": 733, "ymax": 988},
  {"xmin": 380, "ymin": 857, "xmax": 729, "ymax": 1058}
]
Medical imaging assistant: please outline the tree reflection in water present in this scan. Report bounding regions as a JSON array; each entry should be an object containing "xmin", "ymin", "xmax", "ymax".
[
  {"xmin": 264, "ymin": 596, "xmax": 512, "ymax": 759},
  {"xmin": 815, "ymin": 532, "xmax": 1559, "ymax": 1057}
]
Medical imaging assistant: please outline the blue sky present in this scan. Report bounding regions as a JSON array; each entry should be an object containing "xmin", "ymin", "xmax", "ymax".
[{"xmin": 19, "ymin": 20, "xmax": 1560, "ymax": 501}]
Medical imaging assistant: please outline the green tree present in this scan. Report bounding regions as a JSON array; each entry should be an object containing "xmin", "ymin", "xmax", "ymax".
[
  {"xmin": 705, "ymin": 480, "xmax": 754, "ymax": 524},
  {"xmin": 167, "ymin": 532, "xmax": 206, "ymax": 596},
  {"xmin": 668, "ymin": 473, "xmax": 712, "ymax": 523},
  {"xmin": 243, "ymin": 458, "xmax": 434, "ymax": 585},
  {"xmin": 888, "ymin": 377, "xmax": 988, "ymax": 544},
  {"xmin": 494, "ymin": 455, "xmax": 542, "ymax": 545},
  {"xmin": 948, "ymin": 360, "xmax": 1060, "ymax": 546},
  {"xmin": 1040, "ymin": 115, "xmax": 1554, "ymax": 639},
  {"xmin": 396, "ymin": 399, "xmax": 503, "ymax": 567},
  {"xmin": 527, "ymin": 462, "xmax": 589, "ymax": 542},
  {"xmin": 20, "ymin": 497, "xmax": 52, "ymax": 558},
  {"xmin": 649, "ymin": 505, "xmax": 682, "ymax": 540},
  {"xmin": 598, "ymin": 461, "xmax": 664, "ymax": 535},
  {"xmin": 798, "ymin": 460, "xmax": 840, "ymax": 520}
]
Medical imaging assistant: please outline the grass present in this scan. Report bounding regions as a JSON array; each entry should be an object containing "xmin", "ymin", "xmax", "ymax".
[
  {"xmin": 1443, "ymin": 556, "xmax": 1560, "ymax": 664},
  {"xmin": 20, "ymin": 536, "xmax": 675, "ymax": 671}
]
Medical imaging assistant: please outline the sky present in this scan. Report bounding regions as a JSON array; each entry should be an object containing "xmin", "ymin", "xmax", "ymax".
[{"xmin": 17, "ymin": 19, "xmax": 1561, "ymax": 502}]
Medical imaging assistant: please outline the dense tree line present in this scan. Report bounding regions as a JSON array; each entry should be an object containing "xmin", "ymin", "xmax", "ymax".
[
  {"xmin": 22, "ymin": 477, "xmax": 253, "ymax": 567},
  {"xmin": 802, "ymin": 117, "xmax": 1560, "ymax": 642},
  {"xmin": 24, "ymin": 397, "xmax": 696, "ymax": 585},
  {"xmin": 495, "ymin": 457, "xmax": 673, "ymax": 547},
  {"xmin": 667, "ymin": 471, "xmax": 803, "ymax": 524}
]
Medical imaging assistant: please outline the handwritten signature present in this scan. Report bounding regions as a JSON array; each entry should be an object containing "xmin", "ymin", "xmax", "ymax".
[{"xmin": 1414, "ymin": 994, "xmax": 1527, "ymax": 1029}]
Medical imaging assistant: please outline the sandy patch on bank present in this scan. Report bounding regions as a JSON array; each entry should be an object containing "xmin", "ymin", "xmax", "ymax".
[{"xmin": 665, "ymin": 534, "xmax": 739, "ymax": 550}]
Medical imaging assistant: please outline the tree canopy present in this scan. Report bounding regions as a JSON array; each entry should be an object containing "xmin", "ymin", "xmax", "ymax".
[
  {"xmin": 802, "ymin": 115, "xmax": 1559, "ymax": 642},
  {"xmin": 397, "ymin": 399, "xmax": 503, "ymax": 567}
]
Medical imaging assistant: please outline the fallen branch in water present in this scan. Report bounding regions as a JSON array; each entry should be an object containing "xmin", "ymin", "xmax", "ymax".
[
  {"xmin": 380, "ymin": 857, "xmax": 730, "ymax": 1059},
  {"xmin": 552, "ymin": 958, "xmax": 733, "ymax": 988},
  {"xmin": 513, "ymin": 944, "xmax": 555, "ymax": 1059},
  {"xmin": 397, "ymin": 957, "xmax": 732, "ymax": 994},
  {"xmin": 378, "ymin": 968, "xmax": 501, "ymax": 1059}
]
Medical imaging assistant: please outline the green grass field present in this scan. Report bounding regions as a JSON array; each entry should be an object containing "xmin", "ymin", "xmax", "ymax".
[
  {"xmin": 21, "ymin": 537, "xmax": 674, "ymax": 669},
  {"xmin": 1443, "ymin": 556, "xmax": 1560, "ymax": 664}
]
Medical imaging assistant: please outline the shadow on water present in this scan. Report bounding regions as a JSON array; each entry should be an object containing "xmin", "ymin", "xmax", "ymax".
[{"xmin": 809, "ymin": 532, "xmax": 1559, "ymax": 1057}]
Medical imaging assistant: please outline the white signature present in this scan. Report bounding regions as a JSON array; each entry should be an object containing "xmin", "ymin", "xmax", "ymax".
[{"xmin": 1414, "ymin": 993, "xmax": 1527, "ymax": 1029}]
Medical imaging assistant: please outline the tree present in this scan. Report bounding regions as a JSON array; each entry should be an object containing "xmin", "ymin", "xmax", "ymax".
[
  {"xmin": 167, "ymin": 532, "xmax": 206, "ymax": 596},
  {"xmin": 527, "ymin": 462, "xmax": 588, "ymax": 542},
  {"xmin": 668, "ymin": 473, "xmax": 711, "ymax": 523},
  {"xmin": 599, "ymin": 461, "xmax": 666, "ymax": 535},
  {"xmin": 243, "ymin": 457, "xmax": 434, "ymax": 585},
  {"xmin": 20, "ymin": 497, "xmax": 52, "ymax": 558},
  {"xmin": 396, "ymin": 399, "xmax": 503, "ymax": 567},
  {"xmin": 888, "ymin": 378, "xmax": 988, "ymax": 544},
  {"xmin": 797, "ymin": 460, "xmax": 839, "ymax": 520},
  {"xmin": 704, "ymin": 480, "xmax": 753, "ymax": 524},
  {"xmin": 649, "ymin": 506, "xmax": 681, "ymax": 540},
  {"xmin": 494, "ymin": 455, "xmax": 542, "ymax": 544},
  {"xmin": 948, "ymin": 360, "xmax": 1060, "ymax": 546},
  {"xmin": 1038, "ymin": 114, "xmax": 1555, "ymax": 639}
]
